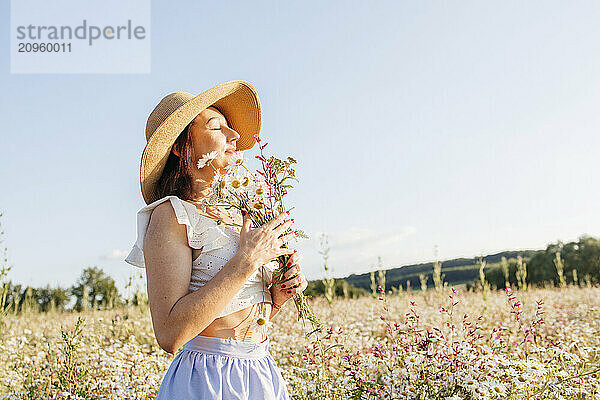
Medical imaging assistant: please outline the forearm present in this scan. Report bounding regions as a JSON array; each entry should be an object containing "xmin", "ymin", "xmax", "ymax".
[
  {"xmin": 269, "ymin": 287, "xmax": 283, "ymax": 320},
  {"xmin": 164, "ymin": 252, "xmax": 256, "ymax": 352},
  {"xmin": 269, "ymin": 304, "xmax": 281, "ymax": 320}
]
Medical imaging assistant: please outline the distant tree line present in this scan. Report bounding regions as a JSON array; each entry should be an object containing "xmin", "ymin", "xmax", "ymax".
[
  {"xmin": 0, "ymin": 266, "xmax": 146, "ymax": 315},
  {"xmin": 307, "ymin": 236, "xmax": 600, "ymax": 298},
  {"xmin": 338, "ymin": 250, "xmax": 537, "ymax": 294},
  {"xmin": 304, "ymin": 279, "xmax": 368, "ymax": 299},
  {"xmin": 484, "ymin": 236, "xmax": 600, "ymax": 289}
]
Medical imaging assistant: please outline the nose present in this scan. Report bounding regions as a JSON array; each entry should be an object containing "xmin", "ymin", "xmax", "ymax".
[{"xmin": 225, "ymin": 125, "xmax": 240, "ymax": 141}]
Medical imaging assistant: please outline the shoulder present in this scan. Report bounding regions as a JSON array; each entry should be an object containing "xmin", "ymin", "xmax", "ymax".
[
  {"xmin": 133, "ymin": 194, "xmax": 231, "ymax": 257},
  {"xmin": 125, "ymin": 195, "xmax": 194, "ymax": 269},
  {"xmin": 151, "ymin": 200, "xmax": 177, "ymax": 220},
  {"xmin": 146, "ymin": 198, "xmax": 187, "ymax": 240}
]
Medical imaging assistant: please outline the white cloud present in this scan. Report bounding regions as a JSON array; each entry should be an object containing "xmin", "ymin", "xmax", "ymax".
[{"xmin": 102, "ymin": 249, "xmax": 129, "ymax": 260}]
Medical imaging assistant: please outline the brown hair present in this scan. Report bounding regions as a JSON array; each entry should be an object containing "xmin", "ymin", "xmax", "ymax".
[{"xmin": 152, "ymin": 120, "xmax": 196, "ymax": 202}]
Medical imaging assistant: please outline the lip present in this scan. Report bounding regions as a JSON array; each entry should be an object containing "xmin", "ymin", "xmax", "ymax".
[{"xmin": 225, "ymin": 147, "xmax": 236, "ymax": 154}]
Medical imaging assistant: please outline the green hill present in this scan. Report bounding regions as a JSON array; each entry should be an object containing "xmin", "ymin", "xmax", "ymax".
[{"xmin": 341, "ymin": 250, "xmax": 538, "ymax": 291}]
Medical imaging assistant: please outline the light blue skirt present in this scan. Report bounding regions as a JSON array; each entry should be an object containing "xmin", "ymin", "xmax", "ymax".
[{"xmin": 156, "ymin": 335, "xmax": 291, "ymax": 399}]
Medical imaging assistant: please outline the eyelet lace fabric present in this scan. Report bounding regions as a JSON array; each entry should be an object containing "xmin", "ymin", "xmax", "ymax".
[{"xmin": 124, "ymin": 195, "xmax": 277, "ymax": 318}]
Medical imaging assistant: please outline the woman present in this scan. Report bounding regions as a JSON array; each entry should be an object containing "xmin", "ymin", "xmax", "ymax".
[{"xmin": 124, "ymin": 80, "xmax": 308, "ymax": 399}]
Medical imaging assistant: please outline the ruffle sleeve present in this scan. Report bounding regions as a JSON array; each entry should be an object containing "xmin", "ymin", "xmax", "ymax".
[{"xmin": 124, "ymin": 195, "xmax": 231, "ymax": 268}]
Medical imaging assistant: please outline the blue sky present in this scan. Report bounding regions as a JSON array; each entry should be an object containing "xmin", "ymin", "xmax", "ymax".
[{"xmin": 1, "ymin": 1, "xmax": 599, "ymax": 296}]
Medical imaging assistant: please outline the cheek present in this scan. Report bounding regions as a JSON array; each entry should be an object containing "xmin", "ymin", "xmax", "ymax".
[
  {"xmin": 207, "ymin": 133, "xmax": 227, "ymax": 149},
  {"xmin": 192, "ymin": 135, "xmax": 219, "ymax": 156}
]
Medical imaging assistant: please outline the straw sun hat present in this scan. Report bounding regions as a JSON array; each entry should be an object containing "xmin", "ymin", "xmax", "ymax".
[{"xmin": 140, "ymin": 80, "xmax": 262, "ymax": 205}]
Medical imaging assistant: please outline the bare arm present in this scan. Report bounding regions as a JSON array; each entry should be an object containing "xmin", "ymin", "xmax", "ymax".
[
  {"xmin": 269, "ymin": 295, "xmax": 282, "ymax": 320},
  {"xmin": 143, "ymin": 203, "xmax": 257, "ymax": 354},
  {"xmin": 269, "ymin": 308, "xmax": 280, "ymax": 320},
  {"xmin": 166, "ymin": 253, "xmax": 256, "ymax": 352}
]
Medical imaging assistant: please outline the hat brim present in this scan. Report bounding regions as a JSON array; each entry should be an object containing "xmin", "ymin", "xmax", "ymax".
[{"xmin": 140, "ymin": 80, "xmax": 262, "ymax": 205}]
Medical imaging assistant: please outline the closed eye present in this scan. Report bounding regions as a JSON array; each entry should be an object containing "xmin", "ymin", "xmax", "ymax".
[{"xmin": 207, "ymin": 116, "xmax": 229, "ymax": 130}]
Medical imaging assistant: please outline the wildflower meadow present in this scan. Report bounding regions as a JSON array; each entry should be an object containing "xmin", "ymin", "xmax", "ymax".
[{"xmin": 0, "ymin": 280, "xmax": 598, "ymax": 399}]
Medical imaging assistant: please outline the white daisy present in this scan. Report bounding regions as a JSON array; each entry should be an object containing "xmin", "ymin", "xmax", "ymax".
[
  {"xmin": 216, "ymin": 169, "xmax": 246, "ymax": 196},
  {"xmin": 252, "ymin": 310, "xmax": 272, "ymax": 339},
  {"xmin": 249, "ymin": 177, "xmax": 267, "ymax": 197},
  {"xmin": 524, "ymin": 359, "xmax": 546, "ymax": 376},
  {"xmin": 229, "ymin": 169, "xmax": 253, "ymax": 194},
  {"xmin": 240, "ymin": 174, "xmax": 252, "ymax": 190},
  {"xmin": 404, "ymin": 352, "xmax": 424, "ymax": 368},
  {"xmin": 197, "ymin": 150, "xmax": 220, "ymax": 169},
  {"xmin": 251, "ymin": 198, "xmax": 265, "ymax": 210},
  {"xmin": 229, "ymin": 150, "xmax": 247, "ymax": 167},
  {"xmin": 512, "ymin": 373, "xmax": 532, "ymax": 389},
  {"xmin": 472, "ymin": 384, "xmax": 491, "ymax": 399},
  {"xmin": 461, "ymin": 374, "xmax": 479, "ymax": 391},
  {"xmin": 488, "ymin": 381, "xmax": 507, "ymax": 396}
]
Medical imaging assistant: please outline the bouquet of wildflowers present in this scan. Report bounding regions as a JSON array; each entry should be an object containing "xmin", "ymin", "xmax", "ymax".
[{"xmin": 197, "ymin": 134, "xmax": 322, "ymax": 338}]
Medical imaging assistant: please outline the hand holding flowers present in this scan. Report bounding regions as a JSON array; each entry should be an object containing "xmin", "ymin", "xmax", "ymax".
[
  {"xmin": 236, "ymin": 209, "xmax": 296, "ymax": 272},
  {"xmin": 270, "ymin": 250, "xmax": 308, "ymax": 309}
]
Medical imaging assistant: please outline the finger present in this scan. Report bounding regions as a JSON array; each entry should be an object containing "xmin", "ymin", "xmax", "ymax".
[
  {"xmin": 284, "ymin": 260, "xmax": 302, "ymax": 276},
  {"xmin": 276, "ymin": 247, "xmax": 296, "ymax": 259},
  {"xmin": 286, "ymin": 257, "xmax": 301, "ymax": 271},
  {"xmin": 272, "ymin": 221, "xmax": 294, "ymax": 244},
  {"xmin": 286, "ymin": 272, "xmax": 305, "ymax": 287},
  {"xmin": 290, "ymin": 276, "xmax": 308, "ymax": 293},
  {"xmin": 277, "ymin": 254, "xmax": 297, "ymax": 277},
  {"xmin": 276, "ymin": 230, "xmax": 296, "ymax": 249},
  {"xmin": 286, "ymin": 281, "xmax": 306, "ymax": 295},
  {"xmin": 297, "ymin": 271, "xmax": 305, "ymax": 284},
  {"xmin": 281, "ymin": 266, "xmax": 295, "ymax": 280},
  {"xmin": 281, "ymin": 274, "xmax": 301, "ymax": 289},
  {"xmin": 282, "ymin": 251, "xmax": 297, "ymax": 266},
  {"xmin": 284, "ymin": 253, "xmax": 301, "ymax": 270},
  {"xmin": 294, "ymin": 279, "xmax": 308, "ymax": 293},
  {"xmin": 301, "ymin": 278, "xmax": 308, "ymax": 289},
  {"xmin": 240, "ymin": 210, "xmax": 252, "ymax": 233},
  {"xmin": 299, "ymin": 280, "xmax": 308, "ymax": 292},
  {"xmin": 277, "ymin": 228, "xmax": 297, "ymax": 245},
  {"xmin": 282, "ymin": 265, "xmax": 300, "ymax": 281},
  {"xmin": 264, "ymin": 210, "xmax": 290, "ymax": 231}
]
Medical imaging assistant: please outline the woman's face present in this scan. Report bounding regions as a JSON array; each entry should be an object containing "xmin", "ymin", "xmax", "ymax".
[{"xmin": 189, "ymin": 106, "xmax": 240, "ymax": 174}]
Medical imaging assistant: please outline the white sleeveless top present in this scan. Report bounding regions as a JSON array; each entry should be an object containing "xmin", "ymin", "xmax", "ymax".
[{"xmin": 124, "ymin": 195, "xmax": 277, "ymax": 318}]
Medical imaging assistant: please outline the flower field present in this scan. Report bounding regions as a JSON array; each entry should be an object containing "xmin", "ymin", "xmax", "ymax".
[{"xmin": 0, "ymin": 286, "xmax": 599, "ymax": 399}]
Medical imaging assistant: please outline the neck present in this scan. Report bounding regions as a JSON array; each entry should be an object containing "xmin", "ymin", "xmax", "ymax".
[
  {"xmin": 187, "ymin": 168, "xmax": 217, "ymax": 206},
  {"xmin": 188, "ymin": 182, "xmax": 212, "ymax": 204}
]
